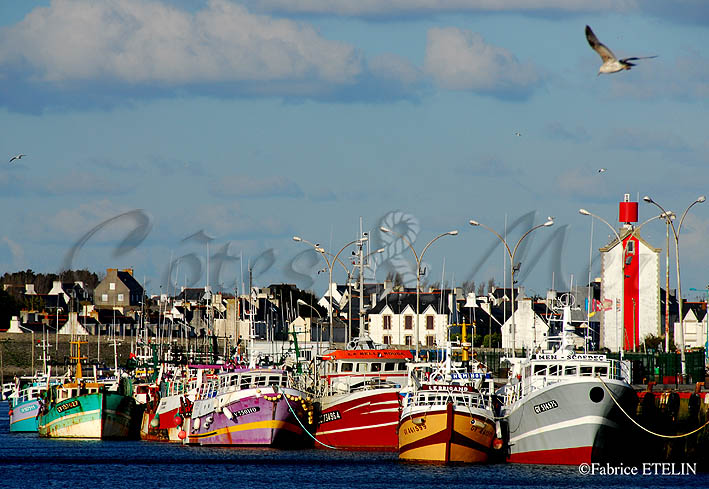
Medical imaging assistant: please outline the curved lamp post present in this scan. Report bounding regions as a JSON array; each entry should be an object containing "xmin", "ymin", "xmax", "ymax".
[
  {"xmin": 378, "ymin": 227, "xmax": 458, "ymax": 358},
  {"xmin": 642, "ymin": 195, "xmax": 706, "ymax": 381},
  {"xmin": 294, "ymin": 236, "xmax": 364, "ymax": 345},
  {"xmin": 469, "ymin": 218, "xmax": 553, "ymax": 353},
  {"xmin": 579, "ymin": 209, "xmax": 625, "ymax": 357}
]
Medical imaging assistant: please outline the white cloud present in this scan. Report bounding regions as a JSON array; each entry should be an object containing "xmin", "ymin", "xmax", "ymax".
[
  {"xmin": 605, "ymin": 128, "xmax": 690, "ymax": 153},
  {"xmin": 545, "ymin": 122, "xmax": 590, "ymax": 143},
  {"xmin": 1, "ymin": 237, "xmax": 26, "ymax": 269},
  {"xmin": 555, "ymin": 167, "xmax": 616, "ymax": 200},
  {"xmin": 211, "ymin": 175, "xmax": 304, "ymax": 199},
  {"xmin": 241, "ymin": 0, "xmax": 636, "ymax": 17},
  {"xmin": 424, "ymin": 27, "xmax": 540, "ymax": 98},
  {"xmin": 0, "ymin": 0, "xmax": 362, "ymax": 86}
]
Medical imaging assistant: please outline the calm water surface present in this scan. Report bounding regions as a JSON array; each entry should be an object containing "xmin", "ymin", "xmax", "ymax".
[{"xmin": 0, "ymin": 403, "xmax": 705, "ymax": 489}]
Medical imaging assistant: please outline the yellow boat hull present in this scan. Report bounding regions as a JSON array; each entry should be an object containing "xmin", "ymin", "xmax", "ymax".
[{"xmin": 398, "ymin": 402, "xmax": 495, "ymax": 463}]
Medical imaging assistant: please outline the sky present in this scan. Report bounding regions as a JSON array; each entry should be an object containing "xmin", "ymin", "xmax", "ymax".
[{"xmin": 1, "ymin": 0, "xmax": 708, "ymax": 300}]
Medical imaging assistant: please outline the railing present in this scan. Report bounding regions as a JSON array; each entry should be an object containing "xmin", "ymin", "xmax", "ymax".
[{"xmin": 503, "ymin": 357, "xmax": 631, "ymax": 405}]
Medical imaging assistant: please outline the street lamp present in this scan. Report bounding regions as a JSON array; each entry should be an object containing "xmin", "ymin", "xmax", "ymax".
[
  {"xmin": 643, "ymin": 195, "xmax": 706, "ymax": 381},
  {"xmin": 469, "ymin": 218, "xmax": 553, "ymax": 353},
  {"xmin": 379, "ymin": 227, "xmax": 458, "ymax": 358},
  {"xmin": 579, "ymin": 209, "xmax": 625, "ymax": 357},
  {"xmin": 294, "ymin": 235, "xmax": 364, "ymax": 345}
]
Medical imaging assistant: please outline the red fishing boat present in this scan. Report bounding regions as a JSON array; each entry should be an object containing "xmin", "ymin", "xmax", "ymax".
[{"xmin": 315, "ymin": 347, "xmax": 412, "ymax": 450}]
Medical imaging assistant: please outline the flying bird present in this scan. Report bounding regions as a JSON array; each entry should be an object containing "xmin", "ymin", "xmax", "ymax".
[
  {"xmin": 598, "ymin": 168, "xmax": 607, "ymax": 173},
  {"xmin": 585, "ymin": 25, "xmax": 656, "ymax": 75},
  {"xmin": 513, "ymin": 131, "xmax": 522, "ymax": 137},
  {"xmin": 9, "ymin": 154, "xmax": 26, "ymax": 163}
]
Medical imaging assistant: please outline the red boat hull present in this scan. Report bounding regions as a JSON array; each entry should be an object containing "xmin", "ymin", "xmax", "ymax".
[
  {"xmin": 508, "ymin": 445, "xmax": 593, "ymax": 465},
  {"xmin": 315, "ymin": 388, "xmax": 401, "ymax": 450}
]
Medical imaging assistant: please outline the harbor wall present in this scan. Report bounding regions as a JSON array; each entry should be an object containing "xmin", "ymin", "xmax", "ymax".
[{"xmin": 0, "ymin": 332, "xmax": 136, "ymax": 379}]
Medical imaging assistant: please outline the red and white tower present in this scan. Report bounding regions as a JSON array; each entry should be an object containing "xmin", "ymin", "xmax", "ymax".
[{"xmin": 600, "ymin": 194, "xmax": 661, "ymax": 352}]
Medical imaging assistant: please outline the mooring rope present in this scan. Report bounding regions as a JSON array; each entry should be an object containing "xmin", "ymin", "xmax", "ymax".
[
  {"xmin": 596, "ymin": 374, "xmax": 709, "ymax": 439},
  {"xmin": 281, "ymin": 390, "xmax": 339, "ymax": 450}
]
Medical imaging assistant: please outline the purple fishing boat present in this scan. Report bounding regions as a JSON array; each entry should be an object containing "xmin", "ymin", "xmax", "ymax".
[{"xmin": 186, "ymin": 368, "xmax": 315, "ymax": 447}]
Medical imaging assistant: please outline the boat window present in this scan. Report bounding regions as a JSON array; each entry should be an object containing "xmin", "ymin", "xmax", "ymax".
[
  {"xmin": 269, "ymin": 375, "xmax": 282, "ymax": 386},
  {"xmin": 595, "ymin": 366, "xmax": 608, "ymax": 377},
  {"xmin": 256, "ymin": 375, "xmax": 268, "ymax": 386},
  {"xmin": 398, "ymin": 363, "xmax": 407, "ymax": 371},
  {"xmin": 371, "ymin": 363, "xmax": 382, "ymax": 372},
  {"xmin": 533, "ymin": 364, "xmax": 547, "ymax": 375},
  {"xmin": 564, "ymin": 366, "xmax": 578, "ymax": 376},
  {"xmin": 548, "ymin": 365, "xmax": 560, "ymax": 376},
  {"xmin": 340, "ymin": 362, "xmax": 353, "ymax": 373},
  {"xmin": 230, "ymin": 375, "xmax": 239, "ymax": 386},
  {"xmin": 240, "ymin": 375, "xmax": 253, "ymax": 388},
  {"xmin": 384, "ymin": 362, "xmax": 396, "ymax": 371},
  {"xmin": 580, "ymin": 366, "xmax": 593, "ymax": 376}
]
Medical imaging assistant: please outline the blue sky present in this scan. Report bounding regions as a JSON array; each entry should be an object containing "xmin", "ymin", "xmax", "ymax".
[{"xmin": 1, "ymin": 0, "xmax": 708, "ymax": 299}]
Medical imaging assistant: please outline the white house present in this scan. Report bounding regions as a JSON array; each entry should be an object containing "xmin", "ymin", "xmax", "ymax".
[
  {"xmin": 676, "ymin": 303, "xmax": 708, "ymax": 355},
  {"xmin": 500, "ymin": 297, "xmax": 550, "ymax": 351},
  {"xmin": 368, "ymin": 292, "xmax": 451, "ymax": 348}
]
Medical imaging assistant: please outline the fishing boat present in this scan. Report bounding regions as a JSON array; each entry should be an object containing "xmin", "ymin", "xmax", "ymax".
[
  {"xmin": 8, "ymin": 337, "xmax": 60, "ymax": 432},
  {"xmin": 498, "ymin": 302, "xmax": 637, "ymax": 464},
  {"xmin": 398, "ymin": 345, "xmax": 499, "ymax": 464},
  {"xmin": 37, "ymin": 340, "xmax": 138, "ymax": 439},
  {"xmin": 186, "ymin": 366, "xmax": 314, "ymax": 447},
  {"xmin": 315, "ymin": 344, "xmax": 412, "ymax": 450},
  {"xmin": 140, "ymin": 365, "xmax": 204, "ymax": 442}
]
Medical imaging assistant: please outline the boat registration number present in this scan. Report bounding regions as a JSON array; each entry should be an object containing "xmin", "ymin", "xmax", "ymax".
[
  {"xmin": 533, "ymin": 400, "xmax": 559, "ymax": 414},
  {"xmin": 20, "ymin": 405, "xmax": 38, "ymax": 413},
  {"xmin": 56, "ymin": 400, "xmax": 80, "ymax": 413},
  {"xmin": 234, "ymin": 407, "xmax": 259, "ymax": 417},
  {"xmin": 319, "ymin": 410, "xmax": 342, "ymax": 424}
]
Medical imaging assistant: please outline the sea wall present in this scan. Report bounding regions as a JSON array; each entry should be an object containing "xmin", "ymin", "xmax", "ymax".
[{"xmin": 0, "ymin": 332, "xmax": 135, "ymax": 379}]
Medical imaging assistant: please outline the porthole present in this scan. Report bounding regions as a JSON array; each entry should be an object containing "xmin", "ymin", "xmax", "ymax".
[{"xmin": 590, "ymin": 386, "xmax": 604, "ymax": 403}]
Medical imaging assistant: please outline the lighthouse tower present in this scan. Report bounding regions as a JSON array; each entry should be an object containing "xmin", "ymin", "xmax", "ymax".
[{"xmin": 599, "ymin": 194, "xmax": 661, "ymax": 352}]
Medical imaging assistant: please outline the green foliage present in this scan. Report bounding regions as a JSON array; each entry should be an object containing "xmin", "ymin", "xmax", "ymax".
[{"xmin": 483, "ymin": 332, "xmax": 502, "ymax": 348}]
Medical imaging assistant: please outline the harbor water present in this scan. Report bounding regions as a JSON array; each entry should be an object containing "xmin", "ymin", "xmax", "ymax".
[{"xmin": 0, "ymin": 403, "xmax": 706, "ymax": 489}]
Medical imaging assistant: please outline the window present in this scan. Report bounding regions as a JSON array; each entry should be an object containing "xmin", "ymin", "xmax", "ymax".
[
  {"xmin": 580, "ymin": 366, "xmax": 593, "ymax": 376},
  {"xmin": 548, "ymin": 365, "xmax": 560, "ymax": 376},
  {"xmin": 426, "ymin": 316, "xmax": 434, "ymax": 330},
  {"xmin": 117, "ymin": 294, "xmax": 124, "ymax": 302},
  {"xmin": 595, "ymin": 366, "xmax": 608, "ymax": 377},
  {"xmin": 533, "ymin": 364, "xmax": 547, "ymax": 375},
  {"xmin": 383, "ymin": 335, "xmax": 392, "ymax": 345},
  {"xmin": 626, "ymin": 240, "xmax": 635, "ymax": 254},
  {"xmin": 383, "ymin": 316, "xmax": 392, "ymax": 330},
  {"xmin": 101, "ymin": 294, "xmax": 108, "ymax": 302},
  {"xmin": 384, "ymin": 362, "xmax": 396, "ymax": 371},
  {"xmin": 340, "ymin": 362, "xmax": 353, "ymax": 372},
  {"xmin": 564, "ymin": 366, "xmax": 578, "ymax": 376},
  {"xmin": 405, "ymin": 335, "xmax": 413, "ymax": 346},
  {"xmin": 405, "ymin": 316, "xmax": 413, "ymax": 330},
  {"xmin": 426, "ymin": 335, "xmax": 435, "ymax": 346},
  {"xmin": 109, "ymin": 282, "xmax": 115, "ymax": 290},
  {"xmin": 371, "ymin": 363, "xmax": 381, "ymax": 372}
]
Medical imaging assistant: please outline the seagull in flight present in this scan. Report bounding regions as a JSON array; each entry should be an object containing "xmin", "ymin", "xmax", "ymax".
[
  {"xmin": 9, "ymin": 154, "xmax": 26, "ymax": 163},
  {"xmin": 513, "ymin": 131, "xmax": 522, "ymax": 137},
  {"xmin": 598, "ymin": 168, "xmax": 607, "ymax": 173},
  {"xmin": 585, "ymin": 25, "xmax": 656, "ymax": 75}
]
